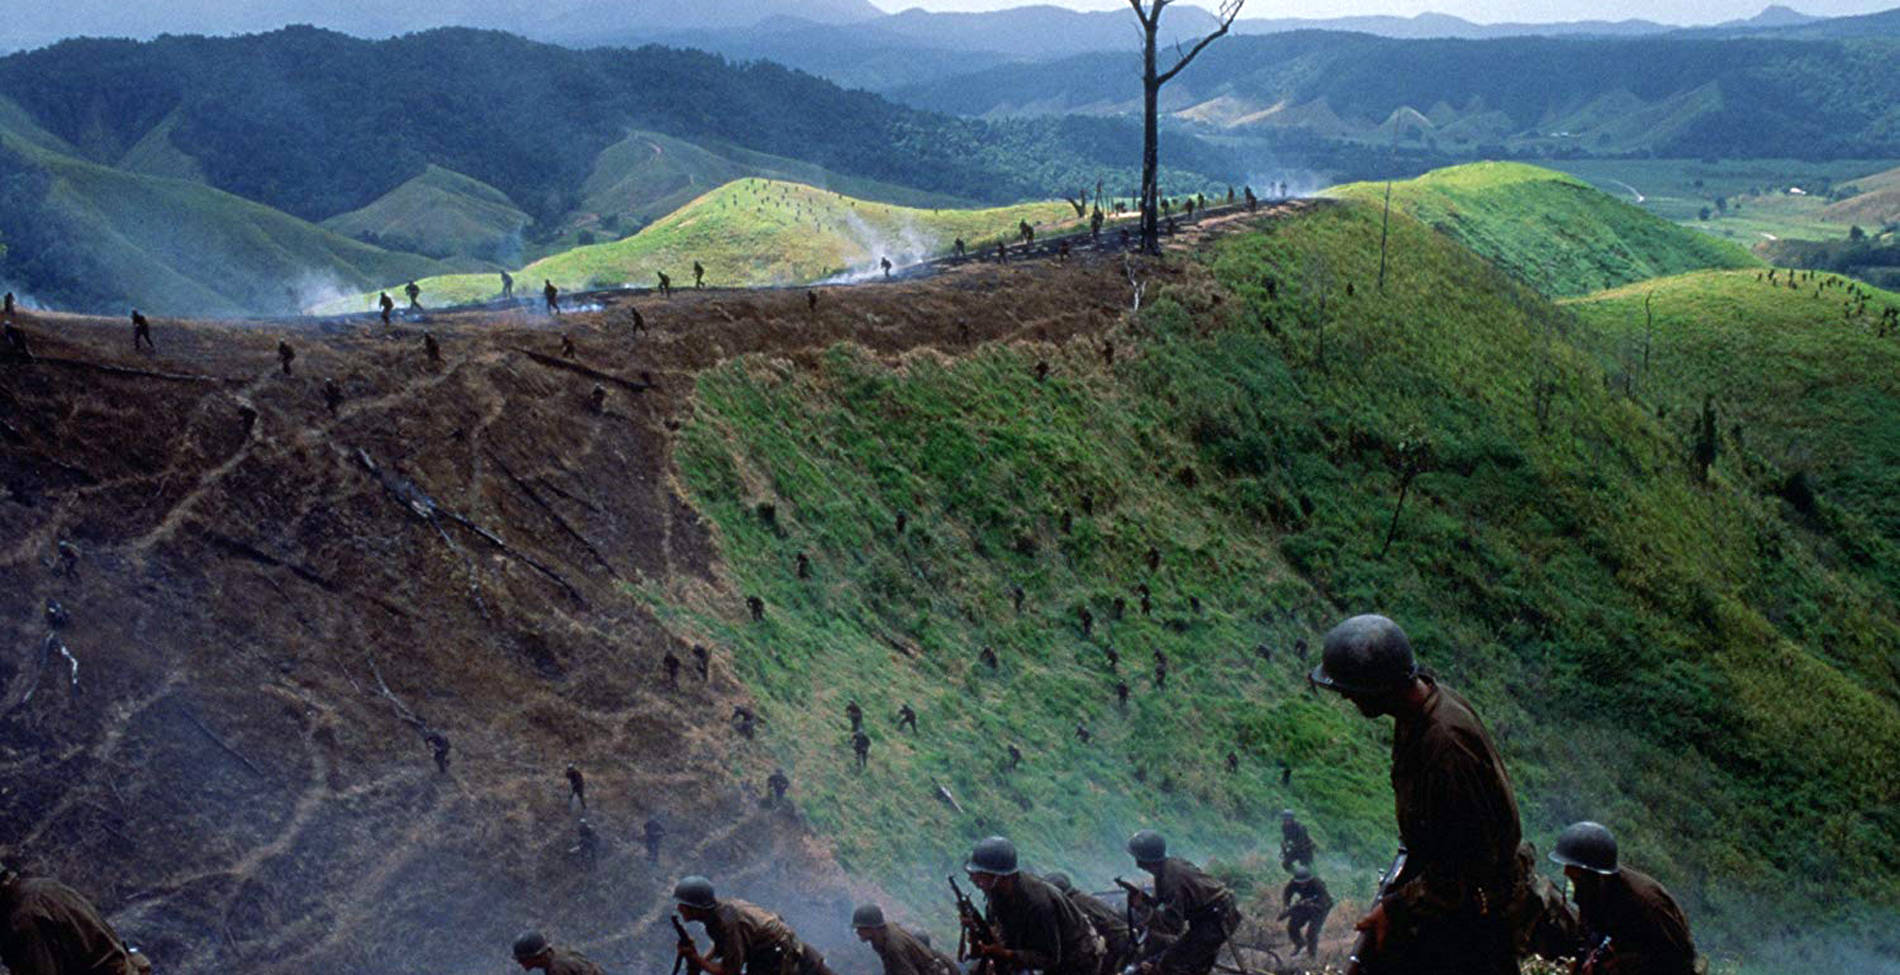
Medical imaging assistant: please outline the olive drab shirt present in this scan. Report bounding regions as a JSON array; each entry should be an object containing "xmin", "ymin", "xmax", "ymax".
[
  {"xmin": 1577, "ymin": 868, "xmax": 1696, "ymax": 975},
  {"xmin": 1387, "ymin": 676, "xmax": 1522, "ymax": 922},
  {"xmin": 707, "ymin": 899, "xmax": 802, "ymax": 975},
  {"xmin": 0, "ymin": 874, "xmax": 138, "ymax": 975},
  {"xmin": 1150, "ymin": 858, "xmax": 1237, "ymax": 934},
  {"xmin": 869, "ymin": 924, "xmax": 959, "ymax": 975},
  {"xmin": 545, "ymin": 946, "xmax": 610, "ymax": 975},
  {"xmin": 1281, "ymin": 877, "xmax": 1332, "ymax": 916},
  {"xmin": 1063, "ymin": 887, "xmax": 1133, "ymax": 960},
  {"xmin": 985, "ymin": 872, "xmax": 1103, "ymax": 975}
]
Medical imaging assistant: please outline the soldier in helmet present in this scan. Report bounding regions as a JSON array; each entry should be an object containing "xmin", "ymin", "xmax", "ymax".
[
  {"xmin": 1279, "ymin": 811, "xmax": 1315, "ymax": 871},
  {"xmin": 673, "ymin": 875, "xmax": 838, "ymax": 975},
  {"xmin": 1045, "ymin": 872, "xmax": 1133, "ymax": 975},
  {"xmin": 278, "ymin": 340, "xmax": 296, "ymax": 375},
  {"xmin": 545, "ymin": 280, "xmax": 561, "ymax": 315},
  {"xmin": 405, "ymin": 280, "xmax": 422, "ymax": 311},
  {"xmin": 1278, "ymin": 865, "xmax": 1332, "ymax": 959},
  {"xmin": 1309, "ymin": 614, "xmax": 1523, "ymax": 975},
  {"xmin": 1124, "ymin": 830, "xmax": 1238, "ymax": 975},
  {"xmin": 380, "ymin": 291, "xmax": 395, "ymax": 325},
  {"xmin": 853, "ymin": 903, "xmax": 959, "ymax": 975},
  {"xmin": 1, "ymin": 857, "xmax": 147, "ymax": 975},
  {"xmin": 963, "ymin": 837, "xmax": 1104, "ymax": 975},
  {"xmin": 767, "ymin": 768, "xmax": 790, "ymax": 803},
  {"xmin": 131, "ymin": 310, "xmax": 154, "ymax": 351},
  {"xmin": 512, "ymin": 930, "xmax": 607, "ymax": 974},
  {"xmin": 1550, "ymin": 822, "xmax": 1695, "ymax": 975},
  {"xmin": 644, "ymin": 817, "xmax": 666, "ymax": 864}
]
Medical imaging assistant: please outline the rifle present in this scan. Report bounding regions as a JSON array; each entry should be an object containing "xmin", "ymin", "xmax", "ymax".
[
  {"xmin": 1345, "ymin": 848, "xmax": 1407, "ymax": 975},
  {"xmin": 1578, "ymin": 935, "xmax": 1613, "ymax": 975},
  {"xmin": 672, "ymin": 914, "xmax": 703, "ymax": 975},
  {"xmin": 950, "ymin": 876, "xmax": 1001, "ymax": 975}
]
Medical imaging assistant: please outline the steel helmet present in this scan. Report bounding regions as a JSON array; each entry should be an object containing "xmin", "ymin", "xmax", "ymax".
[
  {"xmin": 852, "ymin": 904, "xmax": 887, "ymax": 928},
  {"xmin": 1044, "ymin": 872, "xmax": 1074, "ymax": 892},
  {"xmin": 966, "ymin": 836, "xmax": 1020, "ymax": 875},
  {"xmin": 1550, "ymin": 822, "xmax": 1619, "ymax": 875},
  {"xmin": 1127, "ymin": 829, "xmax": 1167, "ymax": 863},
  {"xmin": 674, "ymin": 875, "xmax": 719, "ymax": 908},
  {"xmin": 513, "ymin": 931, "xmax": 551, "ymax": 960},
  {"xmin": 1311, "ymin": 615, "xmax": 1418, "ymax": 695}
]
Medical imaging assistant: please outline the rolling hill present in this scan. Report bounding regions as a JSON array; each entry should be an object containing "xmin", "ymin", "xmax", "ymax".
[
  {"xmin": 321, "ymin": 165, "xmax": 532, "ymax": 265},
  {"xmin": 318, "ymin": 178, "xmax": 1080, "ymax": 312},
  {"xmin": 1821, "ymin": 164, "xmax": 1900, "ymax": 226},
  {"xmin": 1329, "ymin": 162, "xmax": 1758, "ymax": 296}
]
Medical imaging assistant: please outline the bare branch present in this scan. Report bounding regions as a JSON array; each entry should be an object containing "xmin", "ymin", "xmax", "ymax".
[{"xmin": 1156, "ymin": 0, "xmax": 1244, "ymax": 84}]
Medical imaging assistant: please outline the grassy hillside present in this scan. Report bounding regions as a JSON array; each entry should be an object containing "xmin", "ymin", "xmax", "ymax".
[
  {"xmin": 1566, "ymin": 269, "xmax": 1900, "ymax": 594},
  {"xmin": 1332, "ymin": 162, "xmax": 1758, "ymax": 296},
  {"xmin": 0, "ymin": 132, "xmax": 450, "ymax": 316},
  {"xmin": 323, "ymin": 179, "xmax": 1078, "ymax": 311},
  {"xmin": 321, "ymin": 164, "xmax": 531, "ymax": 264},
  {"xmin": 647, "ymin": 201, "xmax": 1900, "ymax": 971}
]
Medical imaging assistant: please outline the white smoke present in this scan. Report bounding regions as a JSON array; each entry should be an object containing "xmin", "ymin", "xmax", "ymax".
[
  {"xmin": 292, "ymin": 271, "xmax": 371, "ymax": 317},
  {"xmin": 820, "ymin": 212, "xmax": 938, "ymax": 285}
]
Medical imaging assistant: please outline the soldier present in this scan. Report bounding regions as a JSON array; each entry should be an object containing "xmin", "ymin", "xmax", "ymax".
[
  {"xmin": 566, "ymin": 763, "xmax": 586, "ymax": 810},
  {"xmin": 1079, "ymin": 606, "xmax": 1094, "ymax": 637},
  {"xmin": 1, "ymin": 858, "xmax": 147, "ymax": 975},
  {"xmin": 747, "ymin": 596, "xmax": 765, "ymax": 621},
  {"xmin": 501, "ymin": 270, "xmax": 515, "ymax": 300},
  {"xmin": 1074, "ymin": 722, "xmax": 1091, "ymax": 744},
  {"xmin": 2, "ymin": 319, "xmax": 26, "ymax": 358},
  {"xmin": 131, "ymin": 310, "xmax": 153, "ymax": 351},
  {"xmin": 734, "ymin": 706, "xmax": 758, "ymax": 740},
  {"xmin": 1045, "ymin": 872, "xmax": 1134, "ymax": 974},
  {"xmin": 513, "ymin": 930, "xmax": 607, "ymax": 974},
  {"xmin": 423, "ymin": 332, "xmax": 441, "ymax": 365},
  {"xmin": 897, "ymin": 703, "xmax": 918, "ymax": 732},
  {"xmin": 1058, "ymin": 239, "xmax": 1071, "ymax": 261},
  {"xmin": 1278, "ymin": 866, "xmax": 1332, "ymax": 959},
  {"xmin": 796, "ymin": 552, "xmax": 811, "ymax": 579},
  {"xmin": 997, "ymin": 240, "xmax": 1008, "ymax": 264},
  {"xmin": 277, "ymin": 340, "xmax": 296, "ymax": 375},
  {"xmin": 673, "ymin": 875, "xmax": 838, "ymax": 975},
  {"xmin": 405, "ymin": 281, "xmax": 422, "ymax": 311},
  {"xmin": 561, "ymin": 334, "xmax": 576, "ymax": 358},
  {"xmin": 657, "ymin": 271, "xmax": 672, "ymax": 297},
  {"xmin": 1278, "ymin": 760, "xmax": 1291, "ymax": 787},
  {"xmin": 545, "ymin": 280, "xmax": 561, "ymax": 314},
  {"xmin": 1011, "ymin": 584, "xmax": 1026, "ymax": 614},
  {"xmin": 881, "ymin": 257, "xmax": 893, "ymax": 279},
  {"xmin": 1116, "ymin": 680, "xmax": 1130, "ymax": 708},
  {"xmin": 1091, "ymin": 209, "xmax": 1104, "ymax": 239},
  {"xmin": 1102, "ymin": 341, "xmax": 1115, "ymax": 367},
  {"xmin": 590, "ymin": 384, "xmax": 607, "ymax": 414},
  {"xmin": 426, "ymin": 730, "xmax": 451, "ymax": 773},
  {"xmin": 1019, "ymin": 220, "xmax": 1035, "ymax": 246},
  {"xmin": 846, "ymin": 700, "xmax": 864, "ymax": 732},
  {"xmin": 1125, "ymin": 830, "xmax": 1239, "ymax": 975},
  {"xmin": 1105, "ymin": 647, "xmax": 1120, "ymax": 673},
  {"xmin": 632, "ymin": 307, "xmax": 648, "ymax": 333},
  {"xmin": 767, "ymin": 768, "xmax": 790, "ymax": 802},
  {"xmin": 896, "ymin": 511, "xmax": 908, "ymax": 534},
  {"xmin": 954, "ymin": 238, "xmax": 967, "ymax": 258},
  {"xmin": 53, "ymin": 540, "xmax": 79, "ymax": 579},
  {"xmin": 2, "ymin": 291, "xmax": 12, "ymax": 316},
  {"xmin": 1138, "ymin": 584, "xmax": 1152, "ymax": 617},
  {"xmin": 693, "ymin": 644, "xmax": 710, "ymax": 680},
  {"xmin": 807, "ymin": 290, "xmax": 819, "ymax": 313},
  {"xmin": 963, "ymin": 836, "xmax": 1103, "ymax": 975},
  {"xmin": 323, "ymin": 378, "xmax": 343, "ymax": 417},
  {"xmin": 1007, "ymin": 744, "xmax": 1023, "ymax": 770},
  {"xmin": 1550, "ymin": 822, "xmax": 1696, "ymax": 975},
  {"xmin": 1279, "ymin": 811, "xmax": 1315, "ymax": 871},
  {"xmin": 644, "ymin": 818, "xmax": 666, "ymax": 864},
  {"xmin": 1153, "ymin": 651, "xmax": 1167, "ymax": 690},
  {"xmin": 694, "ymin": 261, "xmax": 706, "ymax": 289},
  {"xmin": 1145, "ymin": 546, "xmax": 1161, "ymax": 571},
  {"xmin": 1244, "ymin": 186, "xmax": 1257, "ymax": 212},
  {"xmin": 1309, "ymin": 614, "xmax": 1523, "ymax": 975},
  {"xmin": 663, "ymin": 649, "xmax": 682, "ymax": 688},
  {"xmin": 853, "ymin": 903, "xmax": 959, "ymax": 975},
  {"xmin": 43, "ymin": 598, "xmax": 69, "ymax": 630},
  {"xmin": 1225, "ymin": 752, "xmax": 1238, "ymax": 774},
  {"xmin": 380, "ymin": 291, "xmax": 395, "ymax": 325},
  {"xmin": 1035, "ymin": 361, "xmax": 1050, "ymax": 382},
  {"xmin": 979, "ymin": 646, "xmax": 999, "ymax": 671},
  {"xmin": 851, "ymin": 729, "xmax": 871, "ymax": 770},
  {"xmin": 238, "ymin": 404, "xmax": 258, "ymax": 436}
]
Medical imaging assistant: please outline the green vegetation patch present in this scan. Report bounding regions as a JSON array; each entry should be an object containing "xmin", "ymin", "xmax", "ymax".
[
  {"xmin": 1332, "ymin": 162, "xmax": 1757, "ymax": 297},
  {"xmin": 654, "ymin": 199, "xmax": 1900, "ymax": 970}
]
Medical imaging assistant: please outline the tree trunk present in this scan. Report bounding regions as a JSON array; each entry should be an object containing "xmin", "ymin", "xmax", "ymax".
[{"xmin": 1140, "ymin": 18, "xmax": 1161, "ymax": 255}]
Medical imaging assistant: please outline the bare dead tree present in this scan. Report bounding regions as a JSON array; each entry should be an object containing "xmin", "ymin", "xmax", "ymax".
[{"xmin": 1129, "ymin": 0, "xmax": 1245, "ymax": 254}]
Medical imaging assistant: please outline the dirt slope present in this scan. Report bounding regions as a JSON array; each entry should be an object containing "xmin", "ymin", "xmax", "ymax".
[{"xmin": 0, "ymin": 210, "xmax": 1295, "ymax": 974}]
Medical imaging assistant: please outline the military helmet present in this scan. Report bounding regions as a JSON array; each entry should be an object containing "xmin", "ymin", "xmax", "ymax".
[
  {"xmin": 1280, "ymin": 809, "xmax": 1296, "ymax": 820},
  {"xmin": 674, "ymin": 875, "xmax": 719, "ymax": 908},
  {"xmin": 1292, "ymin": 865, "xmax": 1312, "ymax": 881},
  {"xmin": 1310, "ymin": 615, "xmax": 1418, "ymax": 695},
  {"xmin": 1044, "ymin": 872, "xmax": 1074, "ymax": 892},
  {"xmin": 1127, "ymin": 829, "xmax": 1167, "ymax": 863},
  {"xmin": 852, "ymin": 904, "xmax": 887, "ymax": 929},
  {"xmin": 966, "ymin": 836, "xmax": 1020, "ymax": 875},
  {"xmin": 1550, "ymin": 821, "xmax": 1619, "ymax": 875},
  {"xmin": 513, "ymin": 931, "xmax": 551, "ymax": 960}
]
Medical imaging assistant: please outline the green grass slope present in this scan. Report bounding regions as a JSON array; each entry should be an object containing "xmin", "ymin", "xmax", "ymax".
[
  {"xmin": 116, "ymin": 109, "xmax": 208, "ymax": 184},
  {"xmin": 327, "ymin": 178, "xmax": 1076, "ymax": 311},
  {"xmin": 0, "ymin": 131, "xmax": 451, "ymax": 317},
  {"xmin": 578, "ymin": 131, "xmax": 973, "ymax": 234},
  {"xmin": 650, "ymin": 202, "xmax": 1900, "ymax": 972},
  {"xmin": 321, "ymin": 164, "xmax": 531, "ymax": 264},
  {"xmin": 1567, "ymin": 269, "xmax": 1900, "ymax": 596},
  {"xmin": 1332, "ymin": 162, "xmax": 1758, "ymax": 296}
]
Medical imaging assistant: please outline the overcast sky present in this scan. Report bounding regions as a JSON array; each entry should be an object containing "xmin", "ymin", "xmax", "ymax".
[{"xmin": 871, "ymin": 0, "xmax": 1895, "ymax": 23}]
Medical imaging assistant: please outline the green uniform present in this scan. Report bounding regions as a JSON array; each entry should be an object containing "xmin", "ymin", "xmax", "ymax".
[
  {"xmin": 1148, "ymin": 858, "xmax": 1238, "ymax": 975},
  {"xmin": 1575, "ymin": 867, "xmax": 1695, "ymax": 975},
  {"xmin": 985, "ymin": 873, "xmax": 1104, "ymax": 975},
  {"xmin": 1, "ymin": 873, "xmax": 139, "ymax": 975},
  {"xmin": 866, "ymin": 923, "xmax": 959, "ymax": 975},
  {"xmin": 1063, "ymin": 887, "xmax": 1133, "ymax": 972},
  {"xmin": 544, "ymin": 946, "xmax": 609, "ymax": 975},
  {"xmin": 706, "ymin": 899, "xmax": 836, "ymax": 975}
]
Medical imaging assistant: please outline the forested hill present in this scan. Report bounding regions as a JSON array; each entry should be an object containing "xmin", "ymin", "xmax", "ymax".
[
  {"xmin": 894, "ymin": 30, "xmax": 1900, "ymax": 160},
  {"xmin": 0, "ymin": 26, "xmax": 1234, "ymax": 226}
]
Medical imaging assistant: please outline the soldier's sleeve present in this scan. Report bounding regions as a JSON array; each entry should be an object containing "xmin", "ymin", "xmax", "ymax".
[
  {"xmin": 714, "ymin": 920, "xmax": 751, "ymax": 970},
  {"xmin": 1385, "ymin": 753, "xmax": 1504, "ymax": 921},
  {"xmin": 1006, "ymin": 896, "xmax": 1062, "ymax": 970}
]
